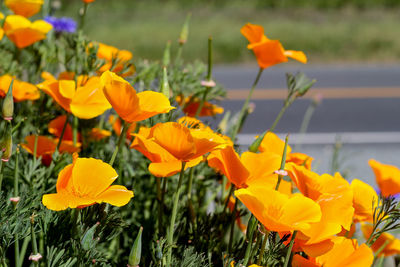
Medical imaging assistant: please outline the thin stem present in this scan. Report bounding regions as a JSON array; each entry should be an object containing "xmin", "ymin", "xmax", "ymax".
[
  {"xmin": 157, "ymin": 177, "xmax": 162, "ymax": 234},
  {"xmin": 257, "ymin": 230, "xmax": 269, "ymax": 265},
  {"xmin": 195, "ymin": 36, "xmax": 213, "ymax": 118},
  {"xmin": 72, "ymin": 116, "xmax": 78, "ymax": 147},
  {"xmin": 374, "ymin": 239, "xmax": 390, "ymax": 260},
  {"xmin": 30, "ymin": 215, "xmax": 39, "ymax": 266},
  {"xmin": 222, "ymin": 185, "xmax": 234, "ymax": 213},
  {"xmin": 187, "ymin": 167, "xmax": 196, "ymax": 225},
  {"xmin": 14, "ymin": 147, "xmax": 19, "ymax": 196},
  {"xmin": 0, "ymin": 161, "xmax": 4, "ymax": 191},
  {"xmin": 231, "ymin": 67, "xmax": 264, "ymax": 140},
  {"xmin": 270, "ymin": 101, "xmax": 290, "ymax": 133},
  {"xmin": 275, "ymin": 134, "xmax": 290, "ymax": 191},
  {"xmin": 283, "ymin": 231, "xmax": 297, "ymax": 267},
  {"xmin": 79, "ymin": 3, "xmax": 88, "ymax": 30},
  {"xmin": 33, "ymin": 133, "xmax": 38, "ymax": 159},
  {"xmin": 109, "ymin": 121, "xmax": 130, "ymax": 166},
  {"xmin": 294, "ymin": 101, "xmax": 317, "ymax": 151},
  {"xmin": 249, "ymin": 231, "xmax": 262, "ymax": 262},
  {"xmin": 56, "ymin": 114, "xmax": 70, "ymax": 152},
  {"xmin": 227, "ymin": 198, "xmax": 238, "ymax": 254},
  {"xmin": 166, "ymin": 162, "xmax": 186, "ymax": 266},
  {"xmin": 243, "ymin": 215, "xmax": 257, "ymax": 266},
  {"xmin": 18, "ymin": 236, "xmax": 30, "ymax": 267}
]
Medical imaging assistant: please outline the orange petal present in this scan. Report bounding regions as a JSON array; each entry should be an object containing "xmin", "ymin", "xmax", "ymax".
[
  {"xmin": 70, "ymin": 77, "xmax": 111, "ymax": 119},
  {"xmin": 207, "ymin": 146, "xmax": 249, "ymax": 188},
  {"xmin": 284, "ymin": 50, "xmax": 307, "ymax": 64},
  {"xmin": 240, "ymin": 23, "xmax": 266, "ymax": 44},
  {"xmin": 369, "ymin": 159, "xmax": 400, "ymax": 196},
  {"xmin": 48, "ymin": 115, "xmax": 74, "ymax": 141},
  {"xmin": 71, "ymin": 157, "xmax": 118, "ymax": 197},
  {"xmin": 42, "ymin": 192, "xmax": 95, "ymax": 211},
  {"xmin": 258, "ymin": 132, "xmax": 292, "ymax": 155},
  {"xmin": 151, "ymin": 122, "xmax": 196, "ymax": 160},
  {"xmin": 148, "ymin": 157, "xmax": 202, "ymax": 177},
  {"xmin": 251, "ymin": 40, "xmax": 288, "ymax": 69},
  {"xmin": 95, "ymin": 185, "xmax": 134, "ymax": 207},
  {"xmin": 133, "ymin": 91, "xmax": 175, "ymax": 121},
  {"xmin": 351, "ymin": 179, "xmax": 378, "ymax": 223}
]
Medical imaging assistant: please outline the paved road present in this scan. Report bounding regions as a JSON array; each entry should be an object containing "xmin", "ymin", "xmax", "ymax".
[
  {"xmin": 212, "ymin": 64, "xmax": 400, "ymax": 134},
  {"xmin": 209, "ymin": 64, "xmax": 400, "ymax": 184}
]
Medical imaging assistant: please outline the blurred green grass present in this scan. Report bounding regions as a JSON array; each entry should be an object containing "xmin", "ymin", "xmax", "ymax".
[{"xmin": 59, "ymin": 0, "xmax": 400, "ymax": 64}]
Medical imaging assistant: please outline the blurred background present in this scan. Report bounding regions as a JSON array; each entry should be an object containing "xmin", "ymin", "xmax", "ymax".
[{"xmin": 56, "ymin": 0, "xmax": 400, "ymax": 184}]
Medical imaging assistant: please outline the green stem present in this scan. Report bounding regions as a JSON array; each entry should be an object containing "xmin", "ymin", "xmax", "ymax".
[
  {"xmin": 56, "ymin": 114, "xmax": 70, "ymax": 152},
  {"xmin": 243, "ymin": 215, "xmax": 257, "ymax": 266},
  {"xmin": 275, "ymin": 134, "xmax": 290, "ymax": 191},
  {"xmin": 257, "ymin": 230, "xmax": 269, "ymax": 265},
  {"xmin": 109, "ymin": 121, "xmax": 129, "ymax": 166},
  {"xmin": 270, "ymin": 101, "xmax": 290, "ymax": 133},
  {"xmin": 294, "ymin": 101, "xmax": 317, "ymax": 151},
  {"xmin": 195, "ymin": 36, "xmax": 213, "ymax": 118},
  {"xmin": 14, "ymin": 147, "xmax": 19, "ymax": 196},
  {"xmin": 249, "ymin": 231, "xmax": 262, "ymax": 262},
  {"xmin": 33, "ymin": 133, "xmax": 38, "ymax": 160},
  {"xmin": 30, "ymin": 215, "xmax": 39, "ymax": 266},
  {"xmin": 72, "ymin": 116, "xmax": 78, "ymax": 147},
  {"xmin": 227, "ymin": 198, "xmax": 238, "ymax": 254},
  {"xmin": 222, "ymin": 185, "xmax": 234, "ymax": 213},
  {"xmin": 0, "ymin": 161, "xmax": 4, "ymax": 191},
  {"xmin": 18, "ymin": 236, "xmax": 30, "ymax": 267},
  {"xmin": 187, "ymin": 168, "xmax": 196, "ymax": 225},
  {"xmin": 373, "ymin": 239, "xmax": 390, "ymax": 261},
  {"xmin": 283, "ymin": 231, "xmax": 297, "ymax": 267},
  {"xmin": 79, "ymin": 3, "xmax": 89, "ymax": 30},
  {"xmin": 166, "ymin": 162, "xmax": 186, "ymax": 266},
  {"xmin": 231, "ymin": 67, "xmax": 264, "ymax": 141}
]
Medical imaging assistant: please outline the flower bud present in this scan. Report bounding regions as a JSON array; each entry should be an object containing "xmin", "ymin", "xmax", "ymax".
[
  {"xmin": 162, "ymin": 41, "xmax": 171, "ymax": 67},
  {"xmin": 128, "ymin": 227, "xmax": 143, "ymax": 267},
  {"xmin": 160, "ymin": 67, "xmax": 170, "ymax": 99},
  {"xmin": 178, "ymin": 13, "xmax": 191, "ymax": 44},
  {"xmin": 2, "ymin": 79, "xmax": 14, "ymax": 121},
  {"xmin": 1, "ymin": 122, "xmax": 12, "ymax": 162}
]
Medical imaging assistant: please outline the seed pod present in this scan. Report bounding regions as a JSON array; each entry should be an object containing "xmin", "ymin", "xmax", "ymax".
[
  {"xmin": 2, "ymin": 79, "xmax": 14, "ymax": 121},
  {"xmin": 128, "ymin": 227, "xmax": 143, "ymax": 267}
]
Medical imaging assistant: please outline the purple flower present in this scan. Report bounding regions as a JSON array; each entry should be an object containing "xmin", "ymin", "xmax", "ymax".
[{"xmin": 44, "ymin": 16, "xmax": 77, "ymax": 33}]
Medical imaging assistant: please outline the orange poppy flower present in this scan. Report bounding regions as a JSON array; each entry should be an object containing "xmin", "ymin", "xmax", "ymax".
[
  {"xmin": 0, "ymin": 13, "xmax": 4, "ymax": 41},
  {"xmin": 241, "ymin": 23, "xmax": 307, "ymax": 69},
  {"xmin": 208, "ymin": 146, "xmax": 292, "ymax": 193},
  {"xmin": 89, "ymin": 128, "xmax": 111, "ymax": 141},
  {"xmin": 176, "ymin": 95, "xmax": 224, "ymax": 117},
  {"xmin": 48, "ymin": 115, "xmax": 74, "ymax": 141},
  {"xmin": 95, "ymin": 42, "xmax": 134, "ymax": 76},
  {"xmin": 351, "ymin": 179, "xmax": 378, "ymax": 223},
  {"xmin": 369, "ymin": 159, "xmax": 400, "ymax": 196},
  {"xmin": 258, "ymin": 132, "xmax": 313, "ymax": 169},
  {"xmin": 292, "ymin": 254, "xmax": 320, "ymax": 267},
  {"xmin": 82, "ymin": 0, "xmax": 95, "ymax": 3},
  {"xmin": 4, "ymin": 15, "xmax": 52, "ymax": 49},
  {"xmin": 316, "ymin": 237, "xmax": 373, "ymax": 267},
  {"xmin": 101, "ymin": 71, "xmax": 174, "ymax": 123},
  {"xmin": 108, "ymin": 115, "xmax": 136, "ymax": 140},
  {"xmin": 235, "ymin": 185, "xmax": 321, "ymax": 232},
  {"xmin": 361, "ymin": 223, "xmax": 400, "ymax": 257},
  {"xmin": 42, "ymin": 153, "xmax": 134, "ymax": 211},
  {"xmin": 5, "ymin": 0, "xmax": 44, "ymax": 18},
  {"xmin": 131, "ymin": 122, "xmax": 227, "ymax": 177},
  {"xmin": 21, "ymin": 135, "xmax": 80, "ymax": 166},
  {"xmin": 38, "ymin": 75, "xmax": 111, "ymax": 119},
  {"xmin": 286, "ymin": 163, "xmax": 354, "ymax": 244},
  {"xmin": 0, "ymin": 74, "xmax": 40, "ymax": 102}
]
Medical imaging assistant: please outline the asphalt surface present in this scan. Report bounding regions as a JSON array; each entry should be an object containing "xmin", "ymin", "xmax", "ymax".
[
  {"xmin": 209, "ymin": 64, "xmax": 400, "ymax": 184},
  {"xmin": 212, "ymin": 64, "xmax": 400, "ymax": 134}
]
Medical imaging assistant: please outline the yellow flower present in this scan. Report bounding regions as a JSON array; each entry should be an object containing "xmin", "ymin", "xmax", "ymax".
[
  {"xmin": 0, "ymin": 74, "xmax": 39, "ymax": 102},
  {"xmin": 351, "ymin": 179, "xmax": 378, "ymax": 223},
  {"xmin": 101, "ymin": 71, "xmax": 174, "ymax": 123},
  {"xmin": 42, "ymin": 153, "xmax": 134, "ymax": 211},
  {"xmin": 5, "ymin": 0, "xmax": 44, "ymax": 18},
  {"xmin": 369, "ymin": 159, "xmax": 400, "ymax": 196},
  {"xmin": 235, "ymin": 185, "xmax": 321, "ymax": 232},
  {"xmin": 4, "ymin": 15, "xmax": 52, "ymax": 49},
  {"xmin": 241, "ymin": 23, "xmax": 307, "ymax": 69},
  {"xmin": 38, "ymin": 74, "xmax": 111, "ymax": 119}
]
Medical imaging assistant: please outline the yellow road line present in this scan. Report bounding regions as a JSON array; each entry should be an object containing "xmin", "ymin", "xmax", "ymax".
[{"xmin": 226, "ymin": 87, "xmax": 400, "ymax": 100}]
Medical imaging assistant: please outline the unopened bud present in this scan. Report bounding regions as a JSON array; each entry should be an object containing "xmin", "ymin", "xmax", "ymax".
[
  {"xmin": 162, "ymin": 41, "xmax": 171, "ymax": 67},
  {"xmin": 1, "ymin": 122, "xmax": 12, "ymax": 162},
  {"xmin": 2, "ymin": 79, "xmax": 14, "ymax": 121},
  {"xmin": 128, "ymin": 227, "xmax": 143, "ymax": 267},
  {"xmin": 160, "ymin": 67, "xmax": 170, "ymax": 99},
  {"xmin": 178, "ymin": 13, "xmax": 191, "ymax": 44}
]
